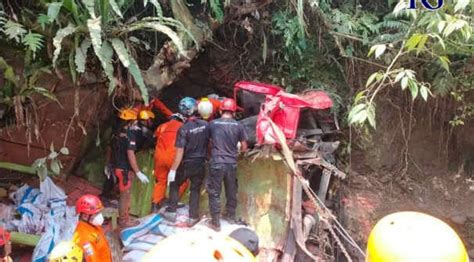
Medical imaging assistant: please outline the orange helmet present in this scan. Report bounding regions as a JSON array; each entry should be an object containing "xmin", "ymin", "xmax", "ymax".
[
  {"xmin": 119, "ymin": 108, "xmax": 138, "ymax": 121},
  {"xmin": 76, "ymin": 194, "xmax": 103, "ymax": 215},
  {"xmin": 139, "ymin": 110, "xmax": 155, "ymax": 120}
]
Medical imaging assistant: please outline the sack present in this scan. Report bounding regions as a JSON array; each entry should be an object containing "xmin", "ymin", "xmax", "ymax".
[{"xmin": 120, "ymin": 214, "xmax": 162, "ymax": 246}]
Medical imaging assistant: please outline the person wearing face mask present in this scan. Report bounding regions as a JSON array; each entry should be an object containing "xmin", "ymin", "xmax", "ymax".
[
  {"xmin": 73, "ymin": 194, "xmax": 112, "ymax": 262},
  {"xmin": 0, "ymin": 227, "xmax": 12, "ymax": 262},
  {"xmin": 107, "ymin": 108, "xmax": 150, "ymax": 227}
]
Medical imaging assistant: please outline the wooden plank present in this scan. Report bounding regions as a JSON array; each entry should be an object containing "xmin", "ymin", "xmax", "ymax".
[{"xmin": 10, "ymin": 232, "xmax": 41, "ymax": 247}]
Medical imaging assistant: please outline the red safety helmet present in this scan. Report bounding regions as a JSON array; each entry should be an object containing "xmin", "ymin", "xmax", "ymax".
[
  {"xmin": 0, "ymin": 227, "xmax": 10, "ymax": 246},
  {"xmin": 76, "ymin": 194, "xmax": 103, "ymax": 215},
  {"xmin": 220, "ymin": 98, "xmax": 237, "ymax": 112}
]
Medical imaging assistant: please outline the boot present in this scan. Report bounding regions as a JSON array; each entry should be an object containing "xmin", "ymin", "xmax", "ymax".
[
  {"xmin": 161, "ymin": 207, "xmax": 177, "ymax": 222},
  {"xmin": 206, "ymin": 214, "xmax": 221, "ymax": 231}
]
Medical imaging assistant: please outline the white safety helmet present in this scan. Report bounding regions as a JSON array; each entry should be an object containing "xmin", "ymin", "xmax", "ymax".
[{"xmin": 198, "ymin": 98, "xmax": 214, "ymax": 120}]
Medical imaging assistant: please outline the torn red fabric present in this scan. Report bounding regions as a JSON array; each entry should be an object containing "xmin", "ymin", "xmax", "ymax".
[{"xmin": 234, "ymin": 81, "xmax": 333, "ymax": 145}]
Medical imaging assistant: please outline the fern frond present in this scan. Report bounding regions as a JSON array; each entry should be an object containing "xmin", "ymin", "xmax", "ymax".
[
  {"xmin": 99, "ymin": 41, "xmax": 116, "ymax": 93},
  {"xmin": 81, "ymin": 0, "xmax": 96, "ymax": 18},
  {"xmin": 110, "ymin": 0, "xmax": 123, "ymax": 18},
  {"xmin": 22, "ymin": 32, "xmax": 44, "ymax": 59},
  {"xmin": 52, "ymin": 24, "xmax": 76, "ymax": 66},
  {"xmin": 110, "ymin": 38, "xmax": 149, "ymax": 104},
  {"xmin": 3, "ymin": 20, "xmax": 27, "ymax": 43},
  {"xmin": 209, "ymin": 0, "xmax": 224, "ymax": 23},
  {"xmin": 128, "ymin": 21, "xmax": 185, "ymax": 56},
  {"xmin": 74, "ymin": 39, "xmax": 91, "ymax": 73},
  {"xmin": 147, "ymin": 0, "xmax": 163, "ymax": 17}
]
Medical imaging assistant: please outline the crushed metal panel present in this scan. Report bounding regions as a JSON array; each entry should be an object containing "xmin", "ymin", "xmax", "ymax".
[{"xmin": 235, "ymin": 157, "xmax": 292, "ymax": 255}]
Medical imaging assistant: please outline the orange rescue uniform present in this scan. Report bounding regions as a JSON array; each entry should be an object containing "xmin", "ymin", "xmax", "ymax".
[
  {"xmin": 152, "ymin": 119, "xmax": 189, "ymax": 204},
  {"xmin": 73, "ymin": 221, "xmax": 112, "ymax": 262}
]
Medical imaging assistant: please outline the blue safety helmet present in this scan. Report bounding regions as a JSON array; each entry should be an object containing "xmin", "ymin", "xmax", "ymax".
[{"xmin": 178, "ymin": 97, "xmax": 197, "ymax": 116}]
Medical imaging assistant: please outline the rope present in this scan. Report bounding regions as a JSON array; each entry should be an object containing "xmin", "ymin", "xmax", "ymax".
[{"xmin": 325, "ymin": 218, "xmax": 353, "ymax": 262}]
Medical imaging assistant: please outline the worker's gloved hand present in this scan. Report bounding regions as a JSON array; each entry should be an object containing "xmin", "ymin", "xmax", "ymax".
[
  {"xmin": 136, "ymin": 171, "xmax": 150, "ymax": 184},
  {"xmin": 167, "ymin": 170, "xmax": 176, "ymax": 186}
]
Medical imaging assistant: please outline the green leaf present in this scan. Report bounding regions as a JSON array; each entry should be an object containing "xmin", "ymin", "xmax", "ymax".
[
  {"xmin": 408, "ymin": 79, "xmax": 418, "ymax": 100},
  {"xmin": 438, "ymin": 56, "xmax": 450, "ymax": 72},
  {"xmin": 52, "ymin": 24, "xmax": 77, "ymax": 66},
  {"xmin": 366, "ymin": 72, "xmax": 380, "ymax": 87},
  {"xmin": 405, "ymin": 33, "xmax": 422, "ymax": 51},
  {"xmin": 3, "ymin": 20, "xmax": 27, "ymax": 43},
  {"xmin": 367, "ymin": 103, "xmax": 376, "ymax": 129},
  {"xmin": 110, "ymin": 38, "xmax": 130, "ymax": 67},
  {"xmin": 348, "ymin": 103, "xmax": 366, "ymax": 122},
  {"xmin": 48, "ymin": 151, "xmax": 59, "ymax": 159},
  {"xmin": 393, "ymin": 1, "xmax": 408, "ymax": 16},
  {"xmin": 22, "ymin": 33, "xmax": 44, "ymax": 59},
  {"xmin": 420, "ymin": 85, "xmax": 428, "ymax": 101},
  {"xmin": 81, "ymin": 0, "xmax": 96, "ymax": 18},
  {"xmin": 110, "ymin": 38, "xmax": 149, "ymax": 104},
  {"xmin": 454, "ymin": 0, "xmax": 469, "ymax": 12},
  {"xmin": 354, "ymin": 91, "xmax": 366, "ymax": 104},
  {"xmin": 394, "ymin": 71, "xmax": 405, "ymax": 83},
  {"xmin": 128, "ymin": 22, "xmax": 185, "ymax": 56},
  {"xmin": 375, "ymin": 44, "xmax": 386, "ymax": 58},
  {"xmin": 209, "ymin": 0, "xmax": 224, "ymax": 23},
  {"xmin": 416, "ymin": 34, "xmax": 428, "ymax": 54},
  {"xmin": 401, "ymin": 76, "xmax": 408, "ymax": 90},
  {"xmin": 50, "ymin": 159, "xmax": 60, "ymax": 175},
  {"xmin": 60, "ymin": 147, "xmax": 69, "ymax": 155},
  {"xmin": 437, "ymin": 21, "xmax": 446, "ymax": 33},
  {"xmin": 47, "ymin": 2, "xmax": 63, "ymax": 22},
  {"xmin": 100, "ymin": 42, "xmax": 116, "ymax": 93},
  {"xmin": 109, "ymin": 0, "xmax": 123, "ymax": 18},
  {"xmin": 87, "ymin": 18, "xmax": 116, "ymax": 91},
  {"xmin": 38, "ymin": 165, "xmax": 48, "ymax": 180},
  {"xmin": 74, "ymin": 39, "xmax": 91, "ymax": 73},
  {"xmin": 148, "ymin": 0, "xmax": 163, "ymax": 17},
  {"xmin": 31, "ymin": 87, "xmax": 59, "ymax": 102},
  {"xmin": 38, "ymin": 14, "xmax": 50, "ymax": 30},
  {"xmin": 87, "ymin": 18, "xmax": 102, "ymax": 50}
]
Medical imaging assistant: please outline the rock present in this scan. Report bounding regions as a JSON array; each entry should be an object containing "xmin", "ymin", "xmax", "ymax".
[{"xmin": 451, "ymin": 215, "xmax": 467, "ymax": 225}]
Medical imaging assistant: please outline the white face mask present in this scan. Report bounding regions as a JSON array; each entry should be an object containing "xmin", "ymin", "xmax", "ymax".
[{"xmin": 91, "ymin": 213, "xmax": 104, "ymax": 226}]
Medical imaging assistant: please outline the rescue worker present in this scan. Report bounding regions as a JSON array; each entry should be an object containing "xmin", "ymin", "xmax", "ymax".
[
  {"xmin": 207, "ymin": 98, "xmax": 248, "ymax": 231},
  {"xmin": 49, "ymin": 241, "xmax": 83, "ymax": 262},
  {"xmin": 0, "ymin": 227, "xmax": 12, "ymax": 262},
  {"xmin": 366, "ymin": 211, "xmax": 469, "ymax": 262},
  {"xmin": 109, "ymin": 108, "xmax": 150, "ymax": 227},
  {"xmin": 152, "ymin": 112, "xmax": 189, "ymax": 212},
  {"xmin": 73, "ymin": 194, "xmax": 111, "ymax": 262},
  {"xmin": 163, "ymin": 97, "xmax": 209, "ymax": 226}
]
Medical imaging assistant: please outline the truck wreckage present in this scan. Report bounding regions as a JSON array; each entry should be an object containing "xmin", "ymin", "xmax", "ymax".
[{"xmin": 0, "ymin": 81, "xmax": 362, "ymax": 261}]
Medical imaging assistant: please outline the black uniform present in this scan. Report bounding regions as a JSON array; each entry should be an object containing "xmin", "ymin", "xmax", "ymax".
[
  {"xmin": 167, "ymin": 118, "xmax": 209, "ymax": 219},
  {"xmin": 102, "ymin": 124, "xmax": 140, "ymax": 196},
  {"xmin": 208, "ymin": 117, "xmax": 248, "ymax": 224}
]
